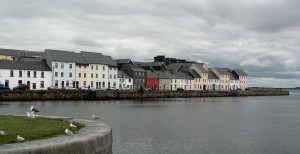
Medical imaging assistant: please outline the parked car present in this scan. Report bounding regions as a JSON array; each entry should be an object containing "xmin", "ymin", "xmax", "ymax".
[
  {"xmin": 177, "ymin": 88, "xmax": 184, "ymax": 91},
  {"xmin": 79, "ymin": 86, "xmax": 90, "ymax": 90},
  {"xmin": 47, "ymin": 86, "xmax": 61, "ymax": 90},
  {"xmin": 13, "ymin": 84, "xmax": 28, "ymax": 90},
  {"xmin": 64, "ymin": 86, "xmax": 77, "ymax": 90},
  {"xmin": 0, "ymin": 84, "xmax": 10, "ymax": 90}
]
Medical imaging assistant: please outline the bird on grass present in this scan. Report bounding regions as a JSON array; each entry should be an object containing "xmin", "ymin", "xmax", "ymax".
[
  {"xmin": 65, "ymin": 129, "xmax": 73, "ymax": 135},
  {"xmin": 17, "ymin": 135, "xmax": 25, "ymax": 141},
  {"xmin": 92, "ymin": 113, "xmax": 100, "ymax": 120},
  {"xmin": 70, "ymin": 122, "xmax": 77, "ymax": 128},
  {"xmin": 30, "ymin": 106, "xmax": 40, "ymax": 113},
  {"xmin": 27, "ymin": 111, "xmax": 37, "ymax": 118},
  {"xmin": 0, "ymin": 130, "xmax": 5, "ymax": 135}
]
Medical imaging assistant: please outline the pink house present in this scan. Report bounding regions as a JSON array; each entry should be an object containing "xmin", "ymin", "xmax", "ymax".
[{"xmin": 231, "ymin": 69, "xmax": 248, "ymax": 90}]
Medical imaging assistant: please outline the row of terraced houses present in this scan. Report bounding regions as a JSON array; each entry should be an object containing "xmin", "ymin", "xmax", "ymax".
[{"xmin": 0, "ymin": 48, "xmax": 248, "ymax": 91}]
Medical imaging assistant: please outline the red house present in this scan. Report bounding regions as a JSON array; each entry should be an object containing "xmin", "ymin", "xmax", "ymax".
[{"xmin": 146, "ymin": 70, "xmax": 159, "ymax": 90}]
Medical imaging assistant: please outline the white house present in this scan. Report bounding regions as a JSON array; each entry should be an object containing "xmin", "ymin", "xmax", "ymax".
[
  {"xmin": 207, "ymin": 69, "xmax": 220, "ymax": 91},
  {"xmin": 229, "ymin": 71, "xmax": 240, "ymax": 90},
  {"xmin": 0, "ymin": 60, "xmax": 52, "ymax": 90},
  {"xmin": 117, "ymin": 70, "xmax": 133, "ymax": 90},
  {"xmin": 106, "ymin": 56, "xmax": 119, "ymax": 89},
  {"xmin": 43, "ymin": 49, "xmax": 76, "ymax": 89}
]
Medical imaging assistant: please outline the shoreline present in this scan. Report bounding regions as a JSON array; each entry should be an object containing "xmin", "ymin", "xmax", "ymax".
[{"xmin": 0, "ymin": 89, "xmax": 289, "ymax": 102}]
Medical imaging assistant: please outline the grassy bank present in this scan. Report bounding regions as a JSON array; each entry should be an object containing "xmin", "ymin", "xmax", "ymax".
[{"xmin": 0, "ymin": 115, "xmax": 84, "ymax": 145}]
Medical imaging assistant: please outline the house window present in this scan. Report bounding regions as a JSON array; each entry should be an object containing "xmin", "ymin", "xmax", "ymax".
[
  {"xmin": 41, "ymin": 72, "xmax": 44, "ymax": 78},
  {"xmin": 114, "ymin": 75, "xmax": 116, "ymax": 79},
  {"xmin": 96, "ymin": 73, "xmax": 98, "ymax": 78},
  {"xmin": 19, "ymin": 71, "xmax": 22, "ymax": 77},
  {"xmin": 103, "ymin": 74, "xmax": 105, "ymax": 78},
  {"xmin": 32, "ymin": 83, "xmax": 36, "ymax": 89},
  {"xmin": 40, "ymin": 81, "xmax": 44, "ymax": 88},
  {"xmin": 91, "ymin": 65, "xmax": 94, "ymax": 70},
  {"xmin": 103, "ymin": 66, "xmax": 105, "ymax": 70},
  {"xmin": 18, "ymin": 80, "xmax": 22, "ymax": 84},
  {"xmin": 66, "ymin": 81, "xmax": 69, "ymax": 87},
  {"xmin": 110, "ymin": 74, "xmax": 112, "ymax": 79},
  {"xmin": 69, "ymin": 72, "xmax": 72, "ymax": 77},
  {"xmin": 135, "ymin": 72, "xmax": 137, "ymax": 76},
  {"xmin": 79, "ymin": 65, "xmax": 81, "ymax": 68},
  {"xmin": 55, "ymin": 72, "xmax": 58, "ymax": 77},
  {"xmin": 110, "ymin": 67, "xmax": 112, "ymax": 70},
  {"xmin": 10, "ymin": 70, "xmax": 14, "ymax": 77},
  {"xmin": 91, "ymin": 73, "xmax": 93, "ymax": 78},
  {"xmin": 61, "ymin": 72, "xmax": 64, "ymax": 77},
  {"xmin": 102, "ymin": 82, "xmax": 105, "ymax": 87},
  {"xmin": 96, "ymin": 65, "xmax": 98, "ymax": 70},
  {"xmin": 129, "ymin": 79, "xmax": 131, "ymax": 82},
  {"xmin": 114, "ymin": 68, "xmax": 116, "ymax": 70},
  {"xmin": 33, "ymin": 71, "xmax": 37, "ymax": 78},
  {"xmin": 83, "ymin": 81, "xmax": 86, "ymax": 86},
  {"xmin": 27, "ymin": 71, "xmax": 30, "ymax": 77},
  {"xmin": 61, "ymin": 63, "xmax": 64, "ymax": 69},
  {"xmin": 84, "ymin": 73, "xmax": 86, "ymax": 78},
  {"xmin": 55, "ymin": 80, "xmax": 58, "ymax": 86},
  {"xmin": 91, "ymin": 81, "xmax": 94, "ymax": 87},
  {"xmin": 69, "ymin": 64, "xmax": 72, "ymax": 69},
  {"xmin": 79, "ymin": 73, "xmax": 81, "ymax": 78},
  {"xmin": 55, "ymin": 63, "xmax": 58, "ymax": 68},
  {"xmin": 84, "ymin": 66, "xmax": 86, "ymax": 68}
]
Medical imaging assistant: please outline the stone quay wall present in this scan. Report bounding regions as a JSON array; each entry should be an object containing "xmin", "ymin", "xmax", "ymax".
[
  {"xmin": 0, "ymin": 89, "xmax": 289, "ymax": 101},
  {"xmin": 0, "ymin": 116, "xmax": 112, "ymax": 154}
]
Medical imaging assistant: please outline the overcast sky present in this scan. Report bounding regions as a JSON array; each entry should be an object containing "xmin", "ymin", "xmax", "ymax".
[{"xmin": 1, "ymin": 0, "xmax": 299, "ymax": 87}]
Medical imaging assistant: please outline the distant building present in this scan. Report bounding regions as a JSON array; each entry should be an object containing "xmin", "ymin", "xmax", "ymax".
[
  {"xmin": 121, "ymin": 64, "xmax": 146, "ymax": 90},
  {"xmin": 207, "ymin": 69, "xmax": 220, "ymax": 91},
  {"xmin": 117, "ymin": 70, "xmax": 133, "ymax": 90},
  {"xmin": 231, "ymin": 69, "xmax": 248, "ymax": 90},
  {"xmin": 146, "ymin": 70, "xmax": 159, "ymax": 90},
  {"xmin": 135, "ymin": 62, "xmax": 167, "ymax": 71},
  {"xmin": 211, "ymin": 68, "xmax": 231, "ymax": 91},
  {"xmin": 0, "ymin": 48, "xmax": 42, "ymax": 62},
  {"xmin": 0, "ymin": 60, "xmax": 51, "ymax": 90},
  {"xmin": 114, "ymin": 59, "xmax": 134, "ymax": 70}
]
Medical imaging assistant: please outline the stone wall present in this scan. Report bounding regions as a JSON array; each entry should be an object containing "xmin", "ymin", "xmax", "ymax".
[
  {"xmin": 0, "ymin": 116, "xmax": 112, "ymax": 154},
  {"xmin": 0, "ymin": 89, "xmax": 289, "ymax": 101}
]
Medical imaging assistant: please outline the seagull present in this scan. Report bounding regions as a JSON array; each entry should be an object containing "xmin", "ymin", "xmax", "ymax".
[
  {"xmin": 17, "ymin": 135, "xmax": 25, "ymax": 141},
  {"xmin": 27, "ymin": 111, "xmax": 37, "ymax": 118},
  {"xmin": 65, "ymin": 129, "xmax": 73, "ymax": 135},
  {"xmin": 0, "ymin": 130, "xmax": 5, "ymax": 135},
  {"xmin": 70, "ymin": 122, "xmax": 77, "ymax": 128},
  {"xmin": 30, "ymin": 106, "xmax": 40, "ymax": 113},
  {"xmin": 92, "ymin": 113, "xmax": 100, "ymax": 120}
]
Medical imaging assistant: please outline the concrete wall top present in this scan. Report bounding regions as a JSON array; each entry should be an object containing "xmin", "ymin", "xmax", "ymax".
[{"xmin": 0, "ymin": 116, "xmax": 112, "ymax": 154}]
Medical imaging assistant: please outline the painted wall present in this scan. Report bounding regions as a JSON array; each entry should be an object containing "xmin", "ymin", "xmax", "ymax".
[
  {"xmin": 118, "ymin": 77, "xmax": 133, "ymax": 90},
  {"xmin": 87, "ymin": 64, "xmax": 108, "ymax": 89},
  {"xmin": 239, "ymin": 75, "xmax": 248, "ymax": 90},
  {"xmin": 108, "ymin": 67, "xmax": 119, "ymax": 89},
  {"xmin": 159, "ymin": 79, "xmax": 171, "ymax": 90},
  {"xmin": 208, "ymin": 79, "xmax": 220, "ymax": 91},
  {"xmin": 0, "ymin": 69, "xmax": 51, "ymax": 90},
  {"xmin": 229, "ymin": 80, "xmax": 240, "ymax": 90},
  {"xmin": 75, "ymin": 64, "xmax": 89, "ymax": 88},
  {"xmin": 51, "ymin": 62, "xmax": 76, "ymax": 88}
]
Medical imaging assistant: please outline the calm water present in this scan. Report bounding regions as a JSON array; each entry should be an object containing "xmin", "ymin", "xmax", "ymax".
[{"xmin": 1, "ymin": 90, "xmax": 300, "ymax": 154}]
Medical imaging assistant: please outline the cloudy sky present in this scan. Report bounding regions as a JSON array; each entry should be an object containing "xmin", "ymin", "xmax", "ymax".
[{"xmin": 1, "ymin": 0, "xmax": 299, "ymax": 87}]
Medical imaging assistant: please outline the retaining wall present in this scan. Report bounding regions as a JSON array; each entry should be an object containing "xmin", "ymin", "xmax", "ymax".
[
  {"xmin": 0, "ymin": 116, "xmax": 112, "ymax": 154},
  {"xmin": 0, "ymin": 89, "xmax": 289, "ymax": 101}
]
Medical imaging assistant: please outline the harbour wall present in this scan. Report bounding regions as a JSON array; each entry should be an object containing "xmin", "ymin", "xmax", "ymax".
[
  {"xmin": 0, "ymin": 89, "xmax": 289, "ymax": 101},
  {"xmin": 0, "ymin": 116, "xmax": 112, "ymax": 154}
]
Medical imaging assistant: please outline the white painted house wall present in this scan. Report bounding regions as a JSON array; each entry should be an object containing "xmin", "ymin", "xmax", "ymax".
[
  {"xmin": 108, "ymin": 67, "xmax": 119, "ymax": 89},
  {"xmin": 0, "ymin": 69, "xmax": 51, "ymax": 90},
  {"xmin": 208, "ymin": 79, "xmax": 220, "ymax": 91},
  {"xmin": 229, "ymin": 80, "xmax": 240, "ymax": 90}
]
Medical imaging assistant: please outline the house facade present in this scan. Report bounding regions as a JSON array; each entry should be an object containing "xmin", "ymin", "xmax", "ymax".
[
  {"xmin": 146, "ymin": 70, "xmax": 159, "ymax": 90},
  {"xmin": 43, "ymin": 49, "xmax": 76, "ymax": 89},
  {"xmin": 122, "ymin": 64, "xmax": 146, "ymax": 90},
  {"xmin": 211, "ymin": 68, "xmax": 230, "ymax": 91},
  {"xmin": 0, "ymin": 60, "xmax": 51, "ymax": 90},
  {"xmin": 231, "ymin": 69, "xmax": 248, "ymax": 90},
  {"xmin": 118, "ymin": 70, "xmax": 133, "ymax": 90},
  {"xmin": 207, "ymin": 69, "xmax": 220, "ymax": 91},
  {"xmin": 229, "ymin": 72, "xmax": 240, "ymax": 90}
]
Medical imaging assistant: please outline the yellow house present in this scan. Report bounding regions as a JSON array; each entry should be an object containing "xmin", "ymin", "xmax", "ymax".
[{"xmin": 211, "ymin": 68, "xmax": 230, "ymax": 90}]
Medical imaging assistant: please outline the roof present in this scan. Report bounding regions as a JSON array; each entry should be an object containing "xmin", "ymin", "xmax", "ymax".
[
  {"xmin": 117, "ymin": 70, "xmax": 132, "ymax": 78},
  {"xmin": 146, "ymin": 70, "xmax": 159, "ymax": 78},
  {"xmin": 207, "ymin": 69, "xmax": 219, "ymax": 80},
  {"xmin": 44, "ymin": 49, "xmax": 80, "ymax": 63},
  {"xmin": 155, "ymin": 71, "xmax": 177, "ymax": 79},
  {"xmin": 167, "ymin": 63, "xmax": 183, "ymax": 72},
  {"xmin": 81, "ymin": 51, "xmax": 117, "ymax": 66},
  {"xmin": 114, "ymin": 59, "xmax": 133, "ymax": 64},
  {"xmin": 0, "ymin": 48, "xmax": 42, "ymax": 57},
  {"xmin": 0, "ymin": 60, "xmax": 51, "ymax": 71},
  {"xmin": 126, "ymin": 64, "xmax": 146, "ymax": 72},
  {"xmin": 229, "ymin": 72, "xmax": 239, "ymax": 80},
  {"xmin": 213, "ymin": 68, "xmax": 231, "ymax": 75},
  {"xmin": 136, "ymin": 62, "xmax": 165, "ymax": 67},
  {"xmin": 175, "ymin": 72, "xmax": 193, "ymax": 80},
  {"xmin": 194, "ymin": 63, "xmax": 208, "ymax": 73},
  {"xmin": 232, "ymin": 69, "xmax": 248, "ymax": 76},
  {"xmin": 189, "ymin": 69, "xmax": 201, "ymax": 78}
]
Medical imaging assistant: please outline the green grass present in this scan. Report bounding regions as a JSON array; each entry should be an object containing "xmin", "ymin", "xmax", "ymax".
[{"xmin": 0, "ymin": 115, "xmax": 84, "ymax": 145}]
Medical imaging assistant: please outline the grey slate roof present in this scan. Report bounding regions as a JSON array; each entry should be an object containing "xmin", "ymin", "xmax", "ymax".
[
  {"xmin": 175, "ymin": 72, "xmax": 193, "ymax": 80},
  {"xmin": 232, "ymin": 69, "xmax": 248, "ymax": 76},
  {"xmin": 136, "ymin": 62, "xmax": 165, "ymax": 67},
  {"xmin": 126, "ymin": 64, "xmax": 146, "ymax": 72},
  {"xmin": 114, "ymin": 59, "xmax": 133, "ymax": 64},
  {"xmin": 81, "ymin": 51, "xmax": 117, "ymax": 66},
  {"xmin": 213, "ymin": 68, "xmax": 231, "ymax": 75},
  {"xmin": 229, "ymin": 72, "xmax": 239, "ymax": 80},
  {"xmin": 0, "ymin": 60, "xmax": 51, "ymax": 71},
  {"xmin": 44, "ymin": 49, "xmax": 81, "ymax": 63},
  {"xmin": 155, "ymin": 71, "xmax": 177, "ymax": 79},
  {"xmin": 0, "ymin": 48, "xmax": 43, "ymax": 62},
  {"xmin": 189, "ymin": 69, "xmax": 201, "ymax": 78},
  {"xmin": 194, "ymin": 63, "xmax": 208, "ymax": 73},
  {"xmin": 167, "ymin": 63, "xmax": 183, "ymax": 72},
  {"xmin": 207, "ymin": 69, "xmax": 219, "ymax": 80},
  {"xmin": 146, "ymin": 70, "xmax": 159, "ymax": 78},
  {"xmin": 118, "ymin": 70, "xmax": 132, "ymax": 79}
]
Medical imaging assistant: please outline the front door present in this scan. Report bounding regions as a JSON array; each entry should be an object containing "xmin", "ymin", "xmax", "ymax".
[{"xmin": 27, "ymin": 81, "xmax": 30, "ymax": 90}]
